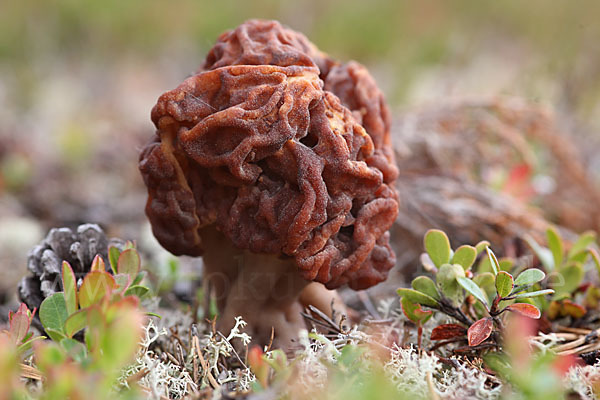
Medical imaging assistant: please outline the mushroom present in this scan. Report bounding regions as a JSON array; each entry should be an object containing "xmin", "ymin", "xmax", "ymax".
[{"xmin": 139, "ymin": 20, "xmax": 399, "ymax": 347}]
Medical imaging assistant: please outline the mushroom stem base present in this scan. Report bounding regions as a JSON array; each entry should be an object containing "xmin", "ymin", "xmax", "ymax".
[{"xmin": 200, "ymin": 226, "xmax": 344, "ymax": 348}]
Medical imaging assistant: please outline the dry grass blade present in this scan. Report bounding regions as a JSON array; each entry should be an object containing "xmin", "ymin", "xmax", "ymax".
[
  {"xmin": 532, "ymin": 332, "xmax": 579, "ymax": 343},
  {"xmin": 553, "ymin": 337, "xmax": 586, "ymax": 353},
  {"xmin": 557, "ymin": 342, "xmax": 600, "ymax": 356},
  {"xmin": 192, "ymin": 331, "xmax": 220, "ymax": 389},
  {"xmin": 126, "ymin": 368, "xmax": 149, "ymax": 385},
  {"xmin": 557, "ymin": 326, "xmax": 592, "ymax": 335},
  {"xmin": 166, "ymin": 350, "xmax": 181, "ymax": 366},
  {"xmin": 304, "ymin": 305, "xmax": 342, "ymax": 333},
  {"xmin": 301, "ymin": 312, "xmax": 337, "ymax": 332},
  {"xmin": 552, "ymin": 328, "xmax": 600, "ymax": 355},
  {"xmin": 357, "ymin": 291, "xmax": 382, "ymax": 319},
  {"xmin": 20, "ymin": 364, "xmax": 43, "ymax": 381},
  {"xmin": 216, "ymin": 331, "xmax": 247, "ymax": 369}
]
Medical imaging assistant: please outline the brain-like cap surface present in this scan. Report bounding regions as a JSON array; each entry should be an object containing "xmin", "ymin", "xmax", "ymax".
[{"xmin": 139, "ymin": 20, "xmax": 399, "ymax": 290}]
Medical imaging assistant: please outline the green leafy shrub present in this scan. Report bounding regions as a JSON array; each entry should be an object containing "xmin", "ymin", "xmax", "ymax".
[
  {"xmin": 399, "ymin": 229, "xmax": 554, "ymax": 349},
  {"xmin": 0, "ymin": 246, "xmax": 152, "ymax": 400},
  {"xmin": 39, "ymin": 247, "xmax": 150, "ymax": 343}
]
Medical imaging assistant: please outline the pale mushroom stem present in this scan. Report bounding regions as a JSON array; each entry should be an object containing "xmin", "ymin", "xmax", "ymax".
[{"xmin": 200, "ymin": 226, "xmax": 344, "ymax": 348}]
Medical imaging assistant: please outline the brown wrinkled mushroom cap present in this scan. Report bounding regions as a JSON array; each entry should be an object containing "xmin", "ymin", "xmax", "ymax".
[{"xmin": 139, "ymin": 19, "xmax": 399, "ymax": 290}]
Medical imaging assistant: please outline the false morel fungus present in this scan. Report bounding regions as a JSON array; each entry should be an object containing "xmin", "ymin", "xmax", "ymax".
[{"xmin": 139, "ymin": 20, "xmax": 399, "ymax": 346}]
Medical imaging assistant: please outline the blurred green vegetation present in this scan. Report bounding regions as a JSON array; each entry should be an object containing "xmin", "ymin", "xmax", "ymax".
[{"xmin": 2, "ymin": 0, "xmax": 600, "ymax": 111}]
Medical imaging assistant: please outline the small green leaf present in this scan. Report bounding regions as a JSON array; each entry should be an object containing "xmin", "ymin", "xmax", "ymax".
[
  {"xmin": 411, "ymin": 276, "xmax": 440, "ymax": 300},
  {"xmin": 108, "ymin": 246, "xmax": 121, "ymax": 275},
  {"xmin": 585, "ymin": 285, "xmax": 600, "ymax": 309},
  {"xmin": 473, "ymin": 272, "xmax": 496, "ymax": 305},
  {"xmin": 457, "ymin": 277, "xmax": 489, "ymax": 308},
  {"xmin": 83, "ymin": 306, "xmax": 105, "ymax": 351},
  {"xmin": 472, "ymin": 300, "xmax": 488, "ymax": 320},
  {"xmin": 473, "ymin": 272, "xmax": 495, "ymax": 288},
  {"xmin": 79, "ymin": 271, "xmax": 117, "ymax": 308},
  {"xmin": 124, "ymin": 285, "xmax": 150, "ymax": 299},
  {"xmin": 45, "ymin": 328, "xmax": 66, "ymax": 342},
  {"xmin": 522, "ymin": 286, "xmax": 549, "ymax": 311},
  {"xmin": 514, "ymin": 268, "xmax": 545, "ymax": 287},
  {"xmin": 114, "ymin": 273, "xmax": 132, "ymax": 292},
  {"xmin": 96, "ymin": 307, "xmax": 143, "ymax": 370},
  {"xmin": 263, "ymin": 349, "xmax": 287, "ymax": 372},
  {"xmin": 64, "ymin": 309, "xmax": 88, "ymax": 338},
  {"xmin": 17, "ymin": 336, "xmax": 45, "ymax": 353},
  {"xmin": 477, "ymin": 256, "xmax": 493, "ymax": 274},
  {"xmin": 591, "ymin": 248, "xmax": 600, "ymax": 276},
  {"xmin": 551, "ymin": 292, "xmax": 572, "ymax": 302},
  {"xmin": 436, "ymin": 264, "xmax": 465, "ymax": 306},
  {"xmin": 523, "ymin": 234, "xmax": 555, "ymax": 270},
  {"xmin": 39, "ymin": 293, "xmax": 69, "ymax": 334},
  {"xmin": 424, "ymin": 229, "xmax": 451, "ymax": 268},
  {"xmin": 568, "ymin": 231, "xmax": 597, "ymax": 259},
  {"xmin": 397, "ymin": 288, "xmax": 438, "ymax": 307},
  {"xmin": 546, "ymin": 227, "xmax": 564, "ymax": 269},
  {"xmin": 498, "ymin": 258, "xmax": 514, "ymax": 272},
  {"xmin": 451, "ymin": 245, "xmax": 477, "ymax": 270},
  {"xmin": 132, "ymin": 271, "xmax": 146, "ymax": 286},
  {"xmin": 475, "ymin": 240, "xmax": 491, "ymax": 255},
  {"xmin": 511, "ymin": 289, "xmax": 554, "ymax": 299},
  {"xmin": 569, "ymin": 250, "xmax": 589, "ymax": 264},
  {"xmin": 61, "ymin": 261, "xmax": 78, "ymax": 315},
  {"xmin": 486, "ymin": 247, "xmax": 500, "ymax": 275},
  {"xmin": 117, "ymin": 248, "xmax": 141, "ymax": 279},
  {"xmin": 484, "ymin": 353, "xmax": 511, "ymax": 377},
  {"xmin": 60, "ymin": 338, "xmax": 87, "ymax": 363},
  {"xmin": 551, "ymin": 263, "xmax": 584, "ymax": 295},
  {"xmin": 401, "ymin": 297, "xmax": 433, "ymax": 324},
  {"xmin": 145, "ymin": 311, "xmax": 162, "ymax": 319},
  {"xmin": 495, "ymin": 271, "xmax": 514, "ymax": 298}
]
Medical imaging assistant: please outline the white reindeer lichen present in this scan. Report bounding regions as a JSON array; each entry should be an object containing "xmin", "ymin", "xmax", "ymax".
[{"xmin": 119, "ymin": 319, "xmax": 197, "ymax": 400}]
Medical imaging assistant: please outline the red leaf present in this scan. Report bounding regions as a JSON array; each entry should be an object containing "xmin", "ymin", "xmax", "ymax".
[
  {"xmin": 17, "ymin": 303, "xmax": 28, "ymax": 315},
  {"xmin": 248, "ymin": 346, "xmax": 264, "ymax": 368},
  {"xmin": 562, "ymin": 300, "xmax": 586, "ymax": 319},
  {"xmin": 9, "ymin": 303, "xmax": 33, "ymax": 344},
  {"xmin": 502, "ymin": 164, "xmax": 534, "ymax": 202},
  {"xmin": 552, "ymin": 354, "xmax": 580, "ymax": 377},
  {"xmin": 400, "ymin": 297, "xmax": 433, "ymax": 324},
  {"xmin": 506, "ymin": 303, "xmax": 541, "ymax": 319},
  {"xmin": 248, "ymin": 346, "xmax": 268, "ymax": 388},
  {"xmin": 431, "ymin": 324, "xmax": 467, "ymax": 341},
  {"xmin": 9, "ymin": 313, "xmax": 29, "ymax": 344},
  {"xmin": 468, "ymin": 317, "xmax": 494, "ymax": 346}
]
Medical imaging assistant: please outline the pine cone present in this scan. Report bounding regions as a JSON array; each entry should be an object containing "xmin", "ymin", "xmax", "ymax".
[{"xmin": 18, "ymin": 224, "xmax": 125, "ymax": 327}]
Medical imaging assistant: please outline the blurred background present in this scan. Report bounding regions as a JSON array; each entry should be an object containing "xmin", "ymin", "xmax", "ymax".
[{"xmin": 1, "ymin": 0, "xmax": 599, "ymax": 305}]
